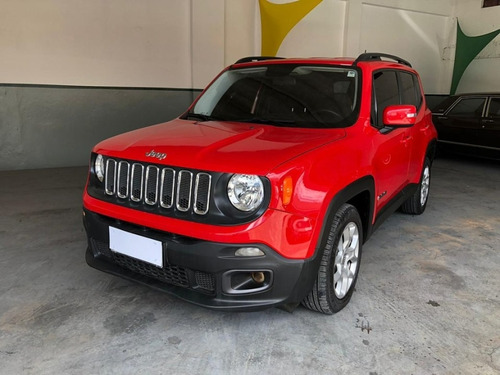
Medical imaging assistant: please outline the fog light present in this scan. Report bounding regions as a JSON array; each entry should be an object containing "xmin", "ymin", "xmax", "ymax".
[{"xmin": 235, "ymin": 247, "xmax": 265, "ymax": 257}]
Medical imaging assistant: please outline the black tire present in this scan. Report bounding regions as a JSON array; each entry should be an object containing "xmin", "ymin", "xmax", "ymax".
[
  {"xmin": 302, "ymin": 203, "xmax": 363, "ymax": 314},
  {"xmin": 401, "ymin": 157, "xmax": 431, "ymax": 215}
]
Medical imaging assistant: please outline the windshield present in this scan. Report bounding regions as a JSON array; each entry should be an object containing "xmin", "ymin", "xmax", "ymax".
[{"xmin": 186, "ymin": 64, "xmax": 361, "ymax": 128}]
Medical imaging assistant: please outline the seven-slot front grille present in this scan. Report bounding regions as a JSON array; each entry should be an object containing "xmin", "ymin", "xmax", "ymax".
[{"xmin": 104, "ymin": 158, "xmax": 212, "ymax": 215}]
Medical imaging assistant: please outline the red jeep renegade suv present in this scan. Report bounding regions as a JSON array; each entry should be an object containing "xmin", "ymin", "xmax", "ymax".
[{"xmin": 83, "ymin": 53, "xmax": 437, "ymax": 314}]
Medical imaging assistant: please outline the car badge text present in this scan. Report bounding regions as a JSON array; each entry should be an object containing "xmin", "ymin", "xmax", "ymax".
[{"xmin": 145, "ymin": 149, "xmax": 167, "ymax": 160}]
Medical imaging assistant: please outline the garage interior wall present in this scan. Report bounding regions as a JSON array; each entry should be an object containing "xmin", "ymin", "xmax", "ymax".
[{"xmin": 1, "ymin": 0, "xmax": 498, "ymax": 170}]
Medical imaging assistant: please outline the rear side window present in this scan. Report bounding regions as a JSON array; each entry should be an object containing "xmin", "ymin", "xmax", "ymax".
[
  {"xmin": 488, "ymin": 97, "xmax": 500, "ymax": 117},
  {"xmin": 372, "ymin": 69, "xmax": 422, "ymax": 128}
]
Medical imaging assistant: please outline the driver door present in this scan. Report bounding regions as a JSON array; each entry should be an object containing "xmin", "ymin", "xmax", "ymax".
[{"xmin": 370, "ymin": 70, "xmax": 414, "ymax": 214}]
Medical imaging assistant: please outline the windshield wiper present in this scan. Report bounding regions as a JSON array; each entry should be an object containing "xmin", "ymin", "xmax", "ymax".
[{"xmin": 185, "ymin": 112, "xmax": 219, "ymax": 122}]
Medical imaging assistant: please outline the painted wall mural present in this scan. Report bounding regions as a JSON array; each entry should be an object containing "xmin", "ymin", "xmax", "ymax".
[
  {"xmin": 451, "ymin": 21, "xmax": 500, "ymax": 94},
  {"xmin": 259, "ymin": 0, "xmax": 322, "ymax": 56}
]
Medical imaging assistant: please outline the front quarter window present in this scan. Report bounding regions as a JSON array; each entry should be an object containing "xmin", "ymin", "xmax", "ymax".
[{"xmin": 187, "ymin": 64, "xmax": 360, "ymax": 128}]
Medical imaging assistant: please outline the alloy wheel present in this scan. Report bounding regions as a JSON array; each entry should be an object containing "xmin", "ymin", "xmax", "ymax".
[
  {"xmin": 333, "ymin": 222, "xmax": 360, "ymax": 299},
  {"xmin": 420, "ymin": 165, "xmax": 430, "ymax": 207}
]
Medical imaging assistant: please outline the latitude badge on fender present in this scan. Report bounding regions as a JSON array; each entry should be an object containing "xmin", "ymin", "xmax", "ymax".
[{"xmin": 145, "ymin": 149, "xmax": 167, "ymax": 160}]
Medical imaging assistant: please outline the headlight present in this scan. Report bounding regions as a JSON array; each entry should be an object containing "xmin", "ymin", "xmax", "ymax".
[
  {"xmin": 95, "ymin": 154, "xmax": 105, "ymax": 182},
  {"xmin": 227, "ymin": 174, "xmax": 264, "ymax": 212}
]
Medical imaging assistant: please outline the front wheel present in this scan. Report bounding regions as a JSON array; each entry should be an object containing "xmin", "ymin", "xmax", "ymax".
[
  {"xmin": 401, "ymin": 157, "xmax": 431, "ymax": 215},
  {"xmin": 302, "ymin": 204, "xmax": 363, "ymax": 314}
]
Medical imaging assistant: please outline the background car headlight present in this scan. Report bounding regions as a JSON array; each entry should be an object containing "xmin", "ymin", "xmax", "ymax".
[
  {"xmin": 227, "ymin": 174, "xmax": 264, "ymax": 212},
  {"xmin": 95, "ymin": 154, "xmax": 105, "ymax": 182}
]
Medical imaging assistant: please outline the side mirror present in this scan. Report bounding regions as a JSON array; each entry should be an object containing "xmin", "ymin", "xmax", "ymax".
[{"xmin": 383, "ymin": 105, "xmax": 417, "ymax": 127}]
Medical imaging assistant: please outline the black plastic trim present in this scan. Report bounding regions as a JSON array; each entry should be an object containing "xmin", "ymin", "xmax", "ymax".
[
  {"xmin": 372, "ymin": 183, "xmax": 418, "ymax": 233},
  {"xmin": 83, "ymin": 209, "xmax": 316, "ymax": 311},
  {"xmin": 314, "ymin": 176, "xmax": 418, "ymax": 253},
  {"xmin": 316, "ymin": 176, "xmax": 375, "ymax": 251}
]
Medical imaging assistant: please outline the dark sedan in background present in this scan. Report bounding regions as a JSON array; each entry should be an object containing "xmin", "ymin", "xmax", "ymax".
[{"xmin": 432, "ymin": 93, "xmax": 500, "ymax": 160}]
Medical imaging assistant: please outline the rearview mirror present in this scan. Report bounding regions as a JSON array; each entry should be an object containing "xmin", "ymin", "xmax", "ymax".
[{"xmin": 383, "ymin": 105, "xmax": 417, "ymax": 127}]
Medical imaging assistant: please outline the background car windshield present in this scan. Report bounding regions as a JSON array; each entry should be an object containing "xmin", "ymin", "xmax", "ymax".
[{"xmin": 192, "ymin": 64, "xmax": 360, "ymax": 128}]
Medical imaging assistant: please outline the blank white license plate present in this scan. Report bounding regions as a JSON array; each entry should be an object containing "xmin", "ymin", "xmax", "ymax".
[{"xmin": 109, "ymin": 227, "xmax": 163, "ymax": 267}]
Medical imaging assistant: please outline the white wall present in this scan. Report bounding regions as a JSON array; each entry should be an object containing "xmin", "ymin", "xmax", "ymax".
[
  {"xmin": 275, "ymin": 0, "xmax": 347, "ymax": 58},
  {"xmin": 2, "ymin": 0, "xmax": 499, "ymax": 170},
  {"xmin": 262, "ymin": 0, "xmax": 456, "ymax": 94},
  {"xmin": 0, "ymin": 0, "xmax": 454, "ymax": 92},
  {"xmin": 351, "ymin": 1, "xmax": 455, "ymax": 94},
  {"xmin": 224, "ymin": 1, "xmax": 260, "ymax": 67},
  {"xmin": 2, "ymin": 0, "xmax": 499, "ymax": 93},
  {"xmin": 0, "ymin": 0, "xmax": 193, "ymax": 87},
  {"xmin": 0, "ymin": 0, "xmax": 258, "ymax": 89}
]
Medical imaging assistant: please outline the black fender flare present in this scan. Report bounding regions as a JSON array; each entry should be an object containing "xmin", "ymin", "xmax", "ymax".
[
  {"xmin": 318, "ymin": 176, "xmax": 375, "ymax": 249},
  {"xmin": 288, "ymin": 176, "xmax": 375, "ymax": 305},
  {"xmin": 291, "ymin": 176, "xmax": 375, "ymax": 308}
]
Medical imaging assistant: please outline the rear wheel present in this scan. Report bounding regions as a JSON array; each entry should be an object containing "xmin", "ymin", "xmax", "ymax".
[
  {"xmin": 302, "ymin": 203, "xmax": 363, "ymax": 314},
  {"xmin": 401, "ymin": 157, "xmax": 431, "ymax": 215}
]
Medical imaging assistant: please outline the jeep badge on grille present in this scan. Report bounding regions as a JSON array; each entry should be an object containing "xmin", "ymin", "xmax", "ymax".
[{"xmin": 145, "ymin": 149, "xmax": 166, "ymax": 160}]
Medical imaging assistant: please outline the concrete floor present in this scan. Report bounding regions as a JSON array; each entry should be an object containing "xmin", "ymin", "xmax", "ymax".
[{"xmin": 0, "ymin": 156, "xmax": 499, "ymax": 375}]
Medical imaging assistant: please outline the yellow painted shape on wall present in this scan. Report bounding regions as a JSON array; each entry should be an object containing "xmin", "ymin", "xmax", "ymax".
[{"xmin": 259, "ymin": 0, "xmax": 322, "ymax": 56}]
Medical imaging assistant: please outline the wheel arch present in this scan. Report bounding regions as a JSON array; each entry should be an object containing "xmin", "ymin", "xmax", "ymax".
[
  {"xmin": 294, "ymin": 176, "xmax": 375, "ymax": 309},
  {"xmin": 317, "ymin": 176, "xmax": 375, "ymax": 253},
  {"xmin": 426, "ymin": 138, "xmax": 438, "ymax": 164}
]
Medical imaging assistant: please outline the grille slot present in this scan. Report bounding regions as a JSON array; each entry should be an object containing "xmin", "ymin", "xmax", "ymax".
[
  {"xmin": 102, "ymin": 158, "xmax": 211, "ymax": 216},
  {"xmin": 105, "ymin": 159, "xmax": 117, "ymax": 195},
  {"xmin": 145, "ymin": 165, "xmax": 159, "ymax": 205},
  {"xmin": 160, "ymin": 168, "xmax": 175, "ymax": 208},
  {"xmin": 130, "ymin": 163, "xmax": 144, "ymax": 202},
  {"xmin": 176, "ymin": 170, "xmax": 193, "ymax": 212},
  {"xmin": 117, "ymin": 161, "xmax": 130, "ymax": 198},
  {"xmin": 194, "ymin": 173, "xmax": 211, "ymax": 215}
]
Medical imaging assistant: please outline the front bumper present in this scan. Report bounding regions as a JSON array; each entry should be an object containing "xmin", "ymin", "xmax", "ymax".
[{"xmin": 83, "ymin": 209, "xmax": 319, "ymax": 311}]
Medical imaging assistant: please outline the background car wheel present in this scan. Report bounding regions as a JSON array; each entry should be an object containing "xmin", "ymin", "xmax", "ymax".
[
  {"xmin": 302, "ymin": 203, "xmax": 363, "ymax": 315},
  {"xmin": 401, "ymin": 157, "xmax": 431, "ymax": 215}
]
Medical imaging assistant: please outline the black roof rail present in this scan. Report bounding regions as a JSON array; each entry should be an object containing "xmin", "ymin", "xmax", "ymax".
[
  {"xmin": 234, "ymin": 56, "xmax": 285, "ymax": 64},
  {"xmin": 354, "ymin": 52, "xmax": 412, "ymax": 67}
]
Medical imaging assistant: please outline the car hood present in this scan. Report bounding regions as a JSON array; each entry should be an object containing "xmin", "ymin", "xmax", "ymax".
[{"xmin": 94, "ymin": 119, "xmax": 346, "ymax": 175}]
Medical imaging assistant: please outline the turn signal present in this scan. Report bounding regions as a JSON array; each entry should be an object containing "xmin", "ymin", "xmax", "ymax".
[{"xmin": 282, "ymin": 176, "xmax": 293, "ymax": 206}]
